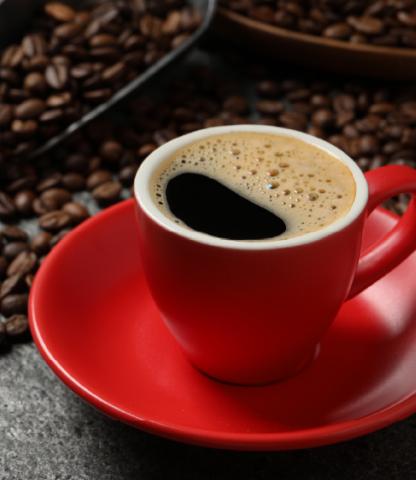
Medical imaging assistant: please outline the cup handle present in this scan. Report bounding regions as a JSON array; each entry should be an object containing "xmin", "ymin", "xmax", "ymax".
[{"xmin": 347, "ymin": 165, "xmax": 416, "ymax": 299}]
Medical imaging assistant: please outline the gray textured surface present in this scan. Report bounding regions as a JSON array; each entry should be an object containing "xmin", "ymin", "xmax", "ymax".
[{"xmin": 0, "ymin": 343, "xmax": 415, "ymax": 480}]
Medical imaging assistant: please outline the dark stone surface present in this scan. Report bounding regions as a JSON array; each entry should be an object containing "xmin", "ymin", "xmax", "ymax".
[{"xmin": 0, "ymin": 343, "xmax": 415, "ymax": 480}]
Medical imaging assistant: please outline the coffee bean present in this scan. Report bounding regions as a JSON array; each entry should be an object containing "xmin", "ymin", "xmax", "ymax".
[
  {"xmin": 70, "ymin": 63, "xmax": 93, "ymax": 79},
  {"xmin": 0, "ymin": 105, "xmax": 13, "ymax": 127},
  {"xmin": 92, "ymin": 180, "xmax": 122, "ymax": 205},
  {"xmin": 2, "ymin": 45, "xmax": 24, "ymax": 68},
  {"xmin": 7, "ymin": 251, "xmax": 37, "ymax": 277},
  {"xmin": 90, "ymin": 34, "xmax": 118, "ymax": 48},
  {"xmin": 1, "ymin": 294, "xmax": 28, "ymax": 316},
  {"xmin": 83, "ymin": 89, "xmax": 112, "ymax": 103},
  {"xmin": 86, "ymin": 170, "xmax": 113, "ymax": 190},
  {"xmin": 54, "ymin": 22, "xmax": 83, "ymax": 39},
  {"xmin": 63, "ymin": 202, "xmax": 89, "ymax": 224},
  {"xmin": 45, "ymin": 63, "xmax": 68, "ymax": 89},
  {"xmin": 15, "ymin": 99, "xmax": 46, "ymax": 120},
  {"xmin": 256, "ymin": 100, "xmax": 284, "ymax": 115},
  {"xmin": 22, "ymin": 34, "xmax": 47, "ymax": 58},
  {"xmin": 323, "ymin": 23, "xmax": 352, "ymax": 39},
  {"xmin": 256, "ymin": 80, "xmax": 280, "ymax": 97},
  {"xmin": 14, "ymin": 191, "xmax": 35, "ymax": 216},
  {"xmin": 312, "ymin": 109, "xmax": 334, "ymax": 129},
  {"xmin": 3, "ymin": 242, "xmax": 29, "ymax": 261},
  {"xmin": 46, "ymin": 92, "xmax": 72, "ymax": 108},
  {"xmin": 0, "ymin": 274, "xmax": 25, "ymax": 299},
  {"xmin": 31, "ymin": 232, "xmax": 52, "ymax": 255},
  {"xmin": 44, "ymin": 2, "xmax": 76, "ymax": 22},
  {"xmin": 2, "ymin": 226, "xmax": 28, "ymax": 242},
  {"xmin": 0, "ymin": 192, "xmax": 16, "ymax": 220},
  {"xmin": 24, "ymin": 72, "xmax": 48, "ymax": 95},
  {"xmin": 39, "ymin": 188, "xmax": 71, "ymax": 210},
  {"xmin": 62, "ymin": 173, "xmax": 86, "ymax": 191},
  {"xmin": 100, "ymin": 140, "xmax": 123, "ymax": 163},
  {"xmin": 65, "ymin": 154, "xmax": 88, "ymax": 172},
  {"xmin": 119, "ymin": 165, "xmax": 138, "ymax": 186},
  {"xmin": 137, "ymin": 144, "xmax": 156, "ymax": 158},
  {"xmin": 279, "ymin": 111, "xmax": 308, "ymax": 130},
  {"xmin": 11, "ymin": 119, "xmax": 38, "ymax": 136},
  {"xmin": 39, "ymin": 210, "xmax": 72, "ymax": 231},
  {"xmin": 39, "ymin": 109, "xmax": 65, "ymax": 123},
  {"xmin": 5, "ymin": 314, "xmax": 30, "ymax": 341},
  {"xmin": 101, "ymin": 62, "xmax": 126, "ymax": 83}
]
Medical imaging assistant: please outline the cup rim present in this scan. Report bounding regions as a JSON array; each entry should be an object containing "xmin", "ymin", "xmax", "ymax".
[{"xmin": 134, "ymin": 125, "xmax": 368, "ymax": 251}]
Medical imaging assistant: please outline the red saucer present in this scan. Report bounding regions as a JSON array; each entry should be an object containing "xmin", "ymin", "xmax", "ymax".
[{"xmin": 29, "ymin": 199, "xmax": 416, "ymax": 451}]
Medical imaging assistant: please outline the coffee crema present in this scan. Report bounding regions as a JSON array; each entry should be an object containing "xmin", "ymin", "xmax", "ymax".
[{"xmin": 151, "ymin": 132, "xmax": 356, "ymax": 241}]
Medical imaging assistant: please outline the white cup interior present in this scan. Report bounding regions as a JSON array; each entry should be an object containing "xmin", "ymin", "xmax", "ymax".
[{"xmin": 134, "ymin": 125, "xmax": 368, "ymax": 250}]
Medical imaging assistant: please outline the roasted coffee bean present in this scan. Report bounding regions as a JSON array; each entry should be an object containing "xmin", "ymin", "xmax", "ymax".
[
  {"xmin": 44, "ymin": 2, "xmax": 76, "ymax": 22},
  {"xmin": 0, "ymin": 192, "xmax": 16, "ymax": 219},
  {"xmin": 39, "ymin": 109, "xmax": 65, "ymax": 123},
  {"xmin": 0, "ymin": 105, "xmax": 13, "ymax": 127},
  {"xmin": 256, "ymin": 100, "xmax": 284, "ymax": 115},
  {"xmin": 311, "ymin": 109, "xmax": 334, "ymax": 129},
  {"xmin": 137, "ymin": 143, "xmax": 156, "ymax": 158},
  {"xmin": 3, "ymin": 242, "xmax": 29, "ymax": 261},
  {"xmin": 7, "ymin": 251, "xmax": 37, "ymax": 277},
  {"xmin": 62, "ymin": 172, "xmax": 86, "ymax": 191},
  {"xmin": 1, "ymin": 294, "xmax": 28, "ymax": 316},
  {"xmin": 14, "ymin": 190, "xmax": 36, "ymax": 216},
  {"xmin": 11, "ymin": 119, "xmax": 38, "ymax": 136},
  {"xmin": 100, "ymin": 140, "xmax": 123, "ymax": 163},
  {"xmin": 65, "ymin": 154, "xmax": 88, "ymax": 172},
  {"xmin": 39, "ymin": 188, "xmax": 71, "ymax": 210},
  {"xmin": 1, "ymin": 226, "xmax": 28, "ymax": 242},
  {"xmin": 46, "ymin": 92, "xmax": 72, "ymax": 108},
  {"xmin": 36, "ymin": 174, "xmax": 62, "ymax": 193},
  {"xmin": 83, "ymin": 89, "xmax": 112, "ymax": 103},
  {"xmin": 15, "ymin": 99, "xmax": 46, "ymax": 120},
  {"xmin": 45, "ymin": 62, "xmax": 68, "ymax": 90},
  {"xmin": 39, "ymin": 210, "xmax": 72, "ymax": 231},
  {"xmin": 5, "ymin": 314, "xmax": 30, "ymax": 341},
  {"xmin": 22, "ymin": 34, "xmax": 47, "ymax": 58},
  {"xmin": 24, "ymin": 72, "xmax": 48, "ymax": 95},
  {"xmin": 2, "ymin": 45, "xmax": 24, "ymax": 68},
  {"xmin": 63, "ymin": 202, "xmax": 89, "ymax": 224},
  {"xmin": 92, "ymin": 180, "xmax": 122, "ymax": 205},
  {"xmin": 86, "ymin": 170, "xmax": 113, "ymax": 190},
  {"xmin": 0, "ymin": 274, "xmax": 25, "ymax": 299},
  {"xmin": 119, "ymin": 165, "xmax": 138, "ymax": 186},
  {"xmin": 31, "ymin": 232, "xmax": 52, "ymax": 255}
]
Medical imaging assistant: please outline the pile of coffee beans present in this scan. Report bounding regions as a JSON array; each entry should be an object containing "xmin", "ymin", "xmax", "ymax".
[
  {"xmin": 0, "ymin": 60, "xmax": 414, "ymax": 352},
  {"xmin": 0, "ymin": 0, "xmax": 202, "ymax": 160},
  {"xmin": 222, "ymin": 0, "xmax": 416, "ymax": 48}
]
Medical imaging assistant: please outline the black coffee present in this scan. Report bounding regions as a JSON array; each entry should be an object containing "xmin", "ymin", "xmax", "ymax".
[
  {"xmin": 166, "ymin": 173, "xmax": 286, "ymax": 240},
  {"xmin": 152, "ymin": 132, "xmax": 355, "ymax": 241}
]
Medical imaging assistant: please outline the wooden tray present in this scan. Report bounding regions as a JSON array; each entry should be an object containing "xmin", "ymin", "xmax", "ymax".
[{"xmin": 215, "ymin": 8, "xmax": 416, "ymax": 80}]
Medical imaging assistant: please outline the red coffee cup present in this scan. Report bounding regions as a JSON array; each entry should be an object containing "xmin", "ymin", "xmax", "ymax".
[{"xmin": 134, "ymin": 125, "xmax": 416, "ymax": 385}]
